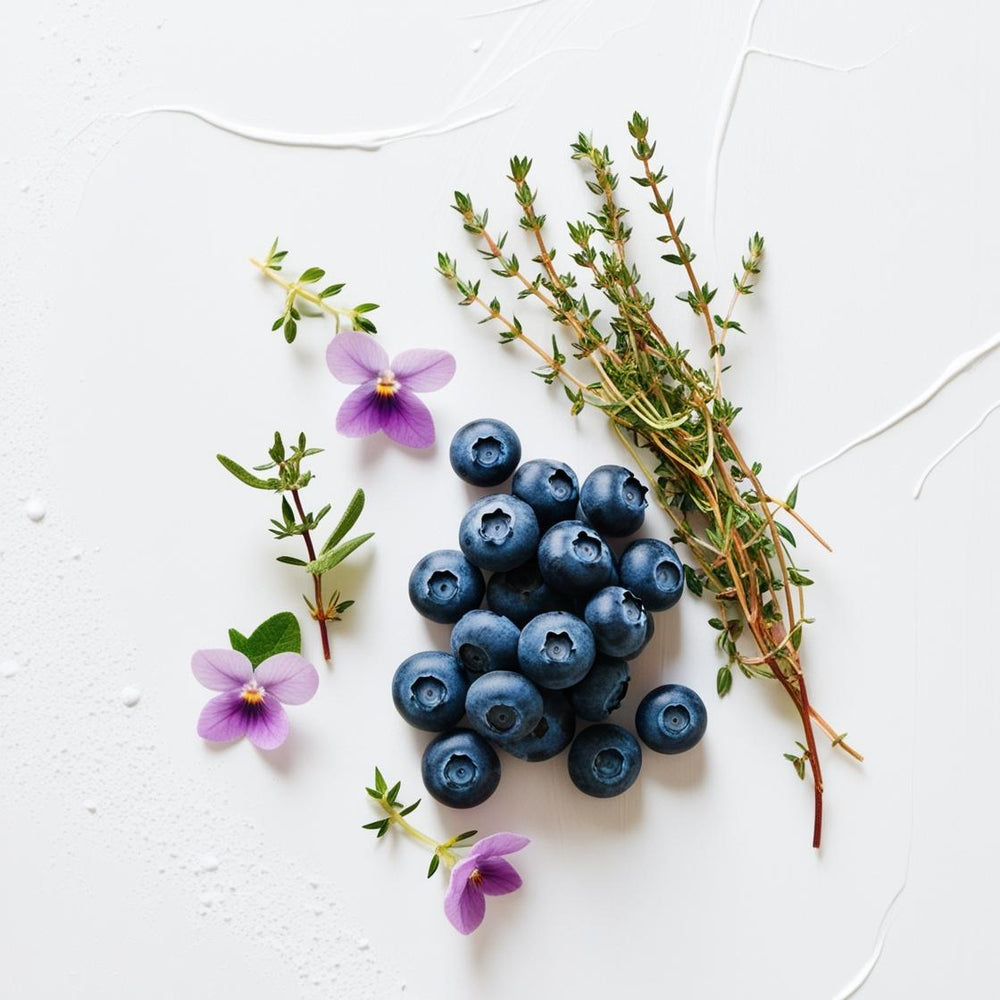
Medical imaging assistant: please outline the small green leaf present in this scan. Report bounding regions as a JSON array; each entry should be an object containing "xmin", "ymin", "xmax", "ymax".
[
  {"xmin": 452, "ymin": 830, "xmax": 478, "ymax": 843},
  {"xmin": 276, "ymin": 556, "xmax": 308, "ymax": 567},
  {"xmin": 398, "ymin": 799, "xmax": 420, "ymax": 817},
  {"xmin": 307, "ymin": 532, "xmax": 374, "ymax": 575},
  {"xmin": 374, "ymin": 768, "xmax": 387, "ymax": 794},
  {"xmin": 376, "ymin": 820, "xmax": 391, "ymax": 838},
  {"xmin": 716, "ymin": 665, "xmax": 733, "ymax": 697},
  {"xmin": 361, "ymin": 819, "xmax": 386, "ymax": 830},
  {"xmin": 319, "ymin": 283, "xmax": 345, "ymax": 299},
  {"xmin": 322, "ymin": 489, "xmax": 366, "ymax": 553},
  {"xmin": 217, "ymin": 454, "xmax": 276, "ymax": 490},
  {"xmin": 427, "ymin": 854, "xmax": 440, "ymax": 878},
  {"xmin": 229, "ymin": 612, "xmax": 302, "ymax": 667},
  {"xmin": 786, "ymin": 483, "xmax": 799, "ymax": 510},
  {"xmin": 298, "ymin": 267, "xmax": 326, "ymax": 284},
  {"xmin": 385, "ymin": 781, "xmax": 401, "ymax": 806}
]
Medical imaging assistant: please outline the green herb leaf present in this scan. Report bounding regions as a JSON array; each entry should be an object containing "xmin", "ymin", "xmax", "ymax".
[
  {"xmin": 307, "ymin": 532, "xmax": 374, "ymax": 575},
  {"xmin": 716, "ymin": 665, "xmax": 733, "ymax": 697},
  {"xmin": 322, "ymin": 489, "xmax": 366, "ymax": 553},
  {"xmin": 217, "ymin": 454, "xmax": 277, "ymax": 490},
  {"xmin": 427, "ymin": 854, "xmax": 440, "ymax": 878}
]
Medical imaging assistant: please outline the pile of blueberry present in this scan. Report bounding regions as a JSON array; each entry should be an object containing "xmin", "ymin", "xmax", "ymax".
[{"xmin": 394, "ymin": 418, "xmax": 707, "ymax": 808}]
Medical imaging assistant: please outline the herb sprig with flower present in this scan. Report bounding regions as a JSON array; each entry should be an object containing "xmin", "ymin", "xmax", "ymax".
[
  {"xmin": 438, "ymin": 112, "xmax": 862, "ymax": 848},
  {"xmin": 217, "ymin": 431, "xmax": 372, "ymax": 662},
  {"xmin": 250, "ymin": 238, "xmax": 380, "ymax": 343},
  {"xmin": 364, "ymin": 769, "xmax": 529, "ymax": 934}
]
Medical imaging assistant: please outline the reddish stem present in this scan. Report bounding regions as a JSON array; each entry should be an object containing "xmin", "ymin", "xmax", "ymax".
[{"xmin": 290, "ymin": 488, "xmax": 331, "ymax": 662}]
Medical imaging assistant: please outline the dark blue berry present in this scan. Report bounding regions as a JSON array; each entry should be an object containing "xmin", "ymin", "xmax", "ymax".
[
  {"xmin": 459, "ymin": 494, "xmax": 539, "ymax": 572},
  {"xmin": 569, "ymin": 655, "xmax": 630, "ymax": 721},
  {"xmin": 635, "ymin": 684, "xmax": 707, "ymax": 754},
  {"xmin": 450, "ymin": 610, "xmax": 520, "ymax": 676},
  {"xmin": 583, "ymin": 586, "xmax": 649, "ymax": 659},
  {"xmin": 517, "ymin": 611, "xmax": 596, "ymax": 689},
  {"xmin": 579, "ymin": 465, "xmax": 648, "ymax": 537},
  {"xmin": 422, "ymin": 729, "xmax": 501, "ymax": 808},
  {"xmin": 502, "ymin": 690, "xmax": 576, "ymax": 761},
  {"xmin": 449, "ymin": 418, "xmax": 521, "ymax": 487},
  {"xmin": 536, "ymin": 520, "xmax": 615, "ymax": 596},
  {"xmin": 511, "ymin": 459, "xmax": 579, "ymax": 529},
  {"xmin": 465, "ymin": 671, "xmax": 544, "ymax": 741},
  {"xmin": 619, "ymin": 538, "xmax": 684, "ymax": 611},
  {"xmin": 391, "ymin": 651, "xmax": 469, "ymax": 732},
  {"xmin": 567, "ymin": 723, "xmax": 642, "ymax": 798},
  {"xmin": 408, "ymin": 549, "xmax": 485, "ymax": 624},
  {"xmin": 486, "ymin": 558, "xmax": 560, "ymax": 627}
]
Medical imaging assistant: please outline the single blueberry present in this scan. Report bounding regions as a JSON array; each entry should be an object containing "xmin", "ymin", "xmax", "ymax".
[
  {"xmin": 583, "ymin": 586, "xmax": 649, "ymax": 659},
  {"xmin": 511, "ymin": 459, "xmax": 580, "ymax": 529},
  {"xmin": 465, "ymin": 671, "xmax": 544, "ymax": 741},
  {"xmin": 459, "ymin": 494, "xmax": 540, "ymax": 572},
  {"xmin": 450, "ymin": 610, "xmax": 520, "ymax": 675},
  {"xmin": 567, "ymin": 723, "xmax": 642, "ymax": 798},
  {"xmin": 502, "ymin": 690, "xmax": 576, "ymax": 761},
  {"xmin": 486, "ymin": 558, "xmax": 560, "ymax": 627},
  {"xmin": 619, "ymin": 538, "xmax": 684, "ymax": 611},
  {"xmin": 579, "ymin": 465, "xmax": 649, "ymax": 537},
  {"xmin": 517, "ymin": 611, "xmax": 596, "ymax": 690},
  {"xmin": 449, "ymin": 418, "xmax": 522, "ymax": 487},
  {"xmin": 421, "ymin": 729, "xmax": 502, "ymax": 808},
  {"xmin": 569, "ymin": 655, "xmax": 630, "ymax": 721},
  {"xmin": 391, "ymin": 651, "xmax": 469, "ymax": 732},
  {"xmin": 408, "ymin": 549, "xmax": 486, "ymax": 624},
  {"xmin": 536, "ymin": 520, "xmax": 615, "ymax": 596},
  {"xmin": 635, "ymin": 684, "xmax": 707, "ymax": 754}
]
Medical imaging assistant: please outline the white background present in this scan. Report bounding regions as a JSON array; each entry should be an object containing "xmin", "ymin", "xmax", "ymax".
[{"xmin": 2, "ymin": 1, "xmax": 997, "ymax": 997}]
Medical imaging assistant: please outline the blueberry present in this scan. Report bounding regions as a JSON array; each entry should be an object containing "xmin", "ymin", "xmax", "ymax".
[
  {"xmin": 450, "ymin": 610, "xmax": 520, "ymax": 676},
  {"xmin": 569, "ymin": 655, "xmax": 630, "ymax": 721},
  {"xmin": 422, "ymin": 729, "xmax": 501, "ymax": 808},
  {"xmin": 583, "ymin": 587, "xmax": 649, "ymax": 659},
  {"xmin": 635, "ymin": 684, "xmax": 707, "ymax": 754},
  {"xmin": 536, "ymin": 520, "xmax": 615, "ymax": 596},
  {"xmin": 391, "ymin": 651, "xmax": 469, "ymax": 732},
  {"xmin": 502, "ymin": 690, "xmax": 576, "ymax": 761},
  {"xmin": 449, "ymin": 418, "xmax": 522, "ymax": 487},
  {"xmin": 511, "ymin": 459, "xmax": 579, "ymax": 529},
  {"xmin": 459, "ymin": 494, "xmax": 540, "ymax": 572},
  {"xmin": 517, "ymin": 611, "xmax": 596, "ymax": 689},
  {"xmin": 567, "ymin": 723, "xmax": 642, "ymax": 798},
  {"xmin": 465, "ymin": 671, "xmax": 543, "ymax": 741},
  {"xmin": 619, "ymin": 538, "xmax": 684, "ymax": 611},
  {"xmin": 408, "ymin": 549, "xmax": 485, "ymax": 624},
  {"xmin": 634, "ymin": 611, "xmax": 656, "ymax": 657},
  {"xmin": 579, "ymin": 465, "xmax": 648, "ymax": 537},
  {"xmin": 486, "ymin": 558, "xmax": 560, "ymax": 627}
]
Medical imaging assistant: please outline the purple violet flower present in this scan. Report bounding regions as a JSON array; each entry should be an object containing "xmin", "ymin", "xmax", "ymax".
[
  {"xmin": 443, "ymin": 832, "xmax": 530, "ymax": 934},
  {"xmin": 192, "ymin": 648, "xmax": 319, "ymax": 750},
  {"xmin": 326, "ymin": 332, "xmax": 456, "ymax": 448}
]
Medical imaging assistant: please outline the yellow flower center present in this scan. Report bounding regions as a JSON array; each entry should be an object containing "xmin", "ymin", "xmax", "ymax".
[
  {"xmin": 240, "ymin": 682, "xmax": 266, "ymax": 705},
  {"xmin": 375, "ymin": 369, "xmax": 398, "ymax": 398},
  {"xmin": 468, "ymin": 868, "xmax": 483, "ymax": 886}
]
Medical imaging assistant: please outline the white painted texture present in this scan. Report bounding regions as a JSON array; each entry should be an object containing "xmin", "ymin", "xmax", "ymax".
[{"xmin": 2, "ymin": 1, "xmax": 997, "ymax": 997}]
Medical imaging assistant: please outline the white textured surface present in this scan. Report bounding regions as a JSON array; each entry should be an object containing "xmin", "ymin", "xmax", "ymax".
[{"xmin": 2, "ymin": 1, "xmax": 998, "ymax": 997}]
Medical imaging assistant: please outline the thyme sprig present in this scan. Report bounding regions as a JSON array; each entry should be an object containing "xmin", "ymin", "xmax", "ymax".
[
  {"xmin": 439, "ymin": 112, "xmax": 861, "ymax": 848},
  {"xmin": 249, "ymin": 238, "xmax": 379, "ymax": 343},
  {"xmin": 217, "ymin": 431, "xmax": 373, "ymax": 662}
]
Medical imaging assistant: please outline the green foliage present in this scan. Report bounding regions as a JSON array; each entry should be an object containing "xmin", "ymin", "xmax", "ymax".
[{"xmin": 228, "ymin": 612, "xmax": 301, "ymax": 668}]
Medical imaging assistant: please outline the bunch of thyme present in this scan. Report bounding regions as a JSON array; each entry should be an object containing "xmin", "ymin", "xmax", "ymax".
[
  {"xmin": 438, "ymin": 112, "xmax": 861, "ymax": 848},
  {"xmin": 218, "ymin": 432, "xmax": 372, "ymax": 662}
]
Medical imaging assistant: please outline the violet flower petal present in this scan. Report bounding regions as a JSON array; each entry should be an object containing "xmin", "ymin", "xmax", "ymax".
[
  {"xmin": 380, "ymin": 385, "xmax": 435, "ymax": 449},
  {"xmin": 444, "ymin": 860, "xmax": 488, "ymax": 935},
  {"xmin": 469, "ymin": 832, "xmax": 531, "ymax": 860},
  {"xmin": 197, "ymin": 690, "xmax": 250, "ymax": 742},
  {"xmin": 336, "ymin": 382, "xmax": 386, "ymax": 438},
  {"xmin": 253, "ymin": 653, "xmax": 319, "ymax": 705},
  {"xmin": 391, "ymin": 349, "xmax": 456, "ymax": 392},
  {"xmin": 244, "ymin": 697, "xmax": 290, "ymax": 750},
  {"xmin": 191, "ymin": 649, "xmax": 253, "ymax": 691},
  {"xmin": 475, "ymin": 856, "xmax": 523, "ymax": 896},
  {"xmin": 326, "ymin": 332, "xmax": 389, "ymax": 384}
]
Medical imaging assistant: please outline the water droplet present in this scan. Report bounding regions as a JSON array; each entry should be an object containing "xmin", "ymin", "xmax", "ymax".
[
  {"xmin": 199, "ymin": 853, "xmax": 219, "ymax": 872},
  {"xmin": 471, "ymin": 38, "xmax": 483, "ymax": 52},
  {"xmin": 357, "ymin": 938, "xmax": 370, "ymax": 950},
  {"xmin": 0, "ymin": 659, "xmax": 19, "ymax": 678},
  {"xmin": 83, "ymin": 800, "xmax": 97, "ymax": 813},
  {"xmin": 120, "ymin": 686, "xmax": 141, "ymax": 708},
  {"xmin": 24, "ymin": 498, "xmax": 46, "ymax": 522}
]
